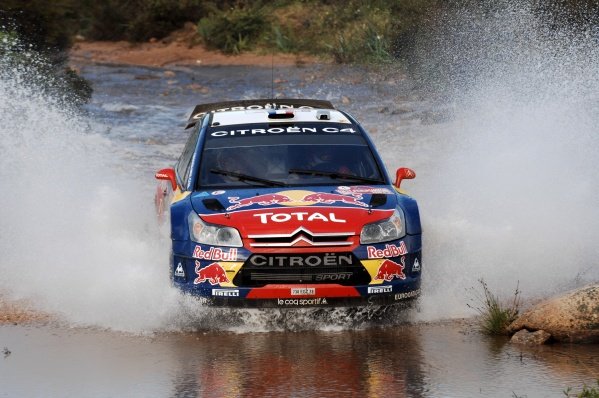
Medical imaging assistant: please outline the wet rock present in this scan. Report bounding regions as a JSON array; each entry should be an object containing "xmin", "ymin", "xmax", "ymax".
[
  {"xmin": 185, "ymin": 83, "xmax": 210, "ymax": 94},
  {"xmin": 510, "ymin": 329, "xmax": 551, "ymax": 345},
  {"xmin": 391, "ymin": 108, "xmax": 411, "ymax": 115},
  {"xmin": 509, "ymin": 284, "xmax": 599, "ymax": 343},
  {"xmin": 134, "ymin": 74, "xmax": 160, "ymax": 80}
]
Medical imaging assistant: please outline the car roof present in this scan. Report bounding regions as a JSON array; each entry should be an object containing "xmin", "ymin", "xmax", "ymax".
[
  {"xmin": 210, "ymin": 108, "xmax": 352, "ymax": 127},
  {"xmin": 185, "ymin": 98, "xmax": 336, "ymax": 129}
]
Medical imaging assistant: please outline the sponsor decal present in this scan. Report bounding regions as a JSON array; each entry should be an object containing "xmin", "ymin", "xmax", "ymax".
[
  {"xmin": 291, "ymin": 288, "xmax": 316, "ymax": 296},
  {"xmin": 315, "ymin": 272, "xmax": 353, "ymax": 281},
  {"xmin": 394, "ymin": 289, "xmax": 421, "ymax": 301},
  {"xmin": 375, "ymin": 257, "xmax": 406, "ymax": 281},
  {"xmin": 368, "ymin": 285, "xmax": 393, "ymax": 294},
  {"xmin": 194, "ymin": 261, "xmax": 230, "ymax": 285},
  {"xmin": 277, "ymin": 298, "xmax": 328, "ymax": 306},
  {"xmin": 249, "ymin": 253, "xmax": 353, "ymax": 267},
  {"xmin": 226, "ymin": 190, "xmax": 367, "ymax": 211},
  {"xmin": 412, "ymin": 258, "xmax": 421, "ymax": 273},
  {"xmin": 253, "ymin": 211, "xmax": 346, "ymax": 224},
  {"xmin": 210, "ymin": 126, "xmax": 357, "ymax": 137},
  {"xmin": 366, "ymin": 242, "xmax": 408, "ymax": 259},
  {"xmin": 211, "ymin": 190, "xmax": 225, "ymax": 195},
  {"xmin": 336, "ymin": 186, "xmax": 393, "ymax": 195},
  {"xmin": 212, "ymin": 289, "xmax": 240, "ymax": 297},
  {"xmin": 193, "ymin": 246, "xmax": 238, "ymax": 261},
  {"xmin": 228, "ymin": 193, "xmax": 292, "ymax": 210},
  {"xmin": 174, "ymin": 262, "xmax": 185, "ymax": 277},
  {"xmin": 301, "ymin": 192, "xmax": 367, "ymax": 207}
]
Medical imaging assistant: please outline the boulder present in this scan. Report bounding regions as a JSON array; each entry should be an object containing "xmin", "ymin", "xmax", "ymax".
[
  {"xmin": 510, "ymin": 329, "xmax": 551, "ymax": 345},
  {"xmin": 508, "ymin": 284, "xmax": 599, "ymax": 343}
]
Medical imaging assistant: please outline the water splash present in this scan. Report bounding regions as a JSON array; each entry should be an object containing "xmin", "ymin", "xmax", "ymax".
[
  {"xmin": 0, "ymin": 41, "xmax": 181, "ymax": 332},
  {"xmin": 408, "ymin": 2, "xmax": 599, "ymax": 319}
]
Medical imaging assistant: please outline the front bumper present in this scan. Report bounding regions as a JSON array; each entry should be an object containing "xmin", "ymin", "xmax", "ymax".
[{"xmin": 171, "ymin": 235, "xmax": 422, "ymax": 308}]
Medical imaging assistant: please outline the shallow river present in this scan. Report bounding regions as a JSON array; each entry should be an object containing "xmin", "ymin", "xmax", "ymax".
[
  {"xmin": 1, "ymin": 320, "xmax": 598, "ymax": 397},
  {"xmin": 0, "ymin": 62, "xmax": 598, "ymax": 397}
]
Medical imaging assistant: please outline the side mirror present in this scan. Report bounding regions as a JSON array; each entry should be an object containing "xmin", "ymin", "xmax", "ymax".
[
  {"xmin": 155, "ymin": 168, "xmax": 177, "ymax": 191},
  {"xmin": 394, "ymin": 167, "xmax": 416, "ymax": 189}
]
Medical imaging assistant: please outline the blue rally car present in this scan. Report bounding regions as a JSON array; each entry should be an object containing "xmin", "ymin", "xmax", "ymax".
[{"xmin": 155, "ymin": 99, "xmax": 421, "ymax": 307}]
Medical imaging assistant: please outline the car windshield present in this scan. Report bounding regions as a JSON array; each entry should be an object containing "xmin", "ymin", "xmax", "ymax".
[{"xmin": 198, "ymin": 143, "xmax": 385, "ymax": 188}]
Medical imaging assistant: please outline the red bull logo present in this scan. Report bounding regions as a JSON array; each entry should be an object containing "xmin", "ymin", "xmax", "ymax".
[
  {"xmin": 193, "ymin": 246, "xmax": 238, "ymax": 261},
  {"xmin": 366, "ymin": 242, "xmax": 408, "ymax": 259},
  {"xmin": 301, "ymin": 192, "xmax": 368, "ymax": 207},
  {"xmin": 194, "ymin": 261, "xmax": 230, "ymax": 285},
  {"xmin": 227, "ymin": 193, "xmax": 292, "ymax": 210},
  {"xmin": 226, "ymin": 190, "xmax": 369, "ymax": 211},
  {"xmin": 375, "ymin": 257, "xmax": 406, "ymax": 282}
]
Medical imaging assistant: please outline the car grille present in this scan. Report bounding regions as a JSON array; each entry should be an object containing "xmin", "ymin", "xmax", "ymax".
[{"xmin": 233, "ymin": 253, "xmax": 371, "ymax": 287}]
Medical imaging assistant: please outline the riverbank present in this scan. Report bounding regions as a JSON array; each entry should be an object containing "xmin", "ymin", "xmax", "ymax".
[{"xmin": 69, "ymin": 40, "xmax": 320, "ymax": 68}]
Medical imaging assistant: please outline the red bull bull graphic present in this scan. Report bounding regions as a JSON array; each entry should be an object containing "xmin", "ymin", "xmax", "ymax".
[
  {"xmin": 226, "ymin": 190, "xmax": 369, "ymax": 211},
  {"xmin": 193, "ymin": 246, "xmax": 238, "ymax": 261},
  {"xmin": 227, "ymin": 193, "xmax": 293, "ymax": 211},
  {"xmin": 194, "ymin": 261, "xmax": 230, "ymax": 285},
  {"xmin": 301, "ymin": 192, "xmax": 368, "ymax": 207},
  {"xmin": 366, "ymin": 242, "xmax": 408, "ymax": 259},
  {"xmin": 375, "ymin": 257, "xmax": 406, "ymax": 282}
]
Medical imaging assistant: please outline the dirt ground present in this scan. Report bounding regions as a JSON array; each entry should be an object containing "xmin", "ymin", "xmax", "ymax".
[
  {"xmin": 69, "ymin": 23, "xmax": 320, "ymax": 68},
  {"xmin": 0, "ymin": 295, "xmax": 52, "ymax": 325}
]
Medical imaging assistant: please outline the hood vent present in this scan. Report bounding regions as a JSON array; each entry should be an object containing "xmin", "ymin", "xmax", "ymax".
[{"xmin": 202, "ymin": 198, "xmax": 226, "ymax": 212}]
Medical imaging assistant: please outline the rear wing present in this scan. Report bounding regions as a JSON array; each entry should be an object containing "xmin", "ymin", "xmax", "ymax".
[{"xmin": 185, "ymin": 98, "xmax": 335, "ymax": 129}]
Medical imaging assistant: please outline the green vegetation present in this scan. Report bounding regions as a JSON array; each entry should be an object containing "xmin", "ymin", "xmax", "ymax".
[
  {"xmin": 468, "ymin": 279, "xmax": 521, "ymax": 335},
  {"xmin": 2, "ymin": 0, "xmax": 598, "ymax": 65},
  {"xmin": 565, "ymin": 380, "xmax": 599, "ymax": 398}
]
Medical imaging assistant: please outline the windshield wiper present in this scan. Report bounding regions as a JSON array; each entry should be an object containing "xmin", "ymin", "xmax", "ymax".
[
  {"xmin": 210, "ymin": 168, "xmax": 287, "ymax": 187},
  {"xmin": 288, "ymin": 168, "xmax": 384, "ymax": 184}
]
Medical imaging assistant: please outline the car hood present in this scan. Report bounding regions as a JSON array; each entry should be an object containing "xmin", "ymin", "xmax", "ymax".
[{"xmin": 190, "ymin": 185, "xmax": 397, "ymax": 236}]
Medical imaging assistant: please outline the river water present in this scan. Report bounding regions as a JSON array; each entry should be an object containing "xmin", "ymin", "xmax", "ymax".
[{"xmin": 2, "ymin": 4, "xmax": 599, "ymax": 396}]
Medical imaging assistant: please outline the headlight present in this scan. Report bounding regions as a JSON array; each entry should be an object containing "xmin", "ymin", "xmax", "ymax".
[
  {"xmin": 188, "ymin": 212, "xmax": 243, "ymax": 247},
  {"xmin": 360, "ymin": 208, "xmax": 406, "ymax": 244}
]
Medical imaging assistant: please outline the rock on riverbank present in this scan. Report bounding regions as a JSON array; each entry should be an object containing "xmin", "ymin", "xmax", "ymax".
[{"xmin": 509, "ymin": 284, "xmax": 599, "ymax": 343}]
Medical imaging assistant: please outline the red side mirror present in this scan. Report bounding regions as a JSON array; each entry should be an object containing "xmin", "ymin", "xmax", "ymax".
[
  {"xmin": 394, "ymin": 167, "xmax": 416, "ymax": 189},
  {"xmin": 155, "ymin": 168, "xmax": 177, "ymax": 191}
]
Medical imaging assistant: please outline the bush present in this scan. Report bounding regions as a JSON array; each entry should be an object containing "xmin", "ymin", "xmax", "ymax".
[
  {"xmin": 79, "ymin": 0, "xmax": 209, "ymax": 42},
  {"xmin": 468, "ymin": 279, "xmax": 521, "ymax": 335},
  {"xmin": 198, "ymin": 5, "xmax": 268, "ymax": 54},
  {"xmin": 565, "ymin": 380, "xmax": 599, "ymax": 398}
]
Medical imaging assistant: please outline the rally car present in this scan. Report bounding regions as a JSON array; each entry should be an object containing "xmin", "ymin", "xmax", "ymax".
[{"xmin": 155, "ymin": 99, "xmax": 421, "ymax": 307}]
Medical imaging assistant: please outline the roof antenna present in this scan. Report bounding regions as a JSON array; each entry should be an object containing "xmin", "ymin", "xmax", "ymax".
[{"xmin": 271, "ymin": 52, "xmax": 275, "ymax": 102}]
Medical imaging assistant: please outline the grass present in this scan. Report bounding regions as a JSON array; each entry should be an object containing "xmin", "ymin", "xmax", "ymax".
[
  {"xmin": 468, "ymin": 278, "xmax": 521, "ymax": 335},
  {"xmin": 565, "ymin": 380, "xmax": 599, "ymax": 398}
]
